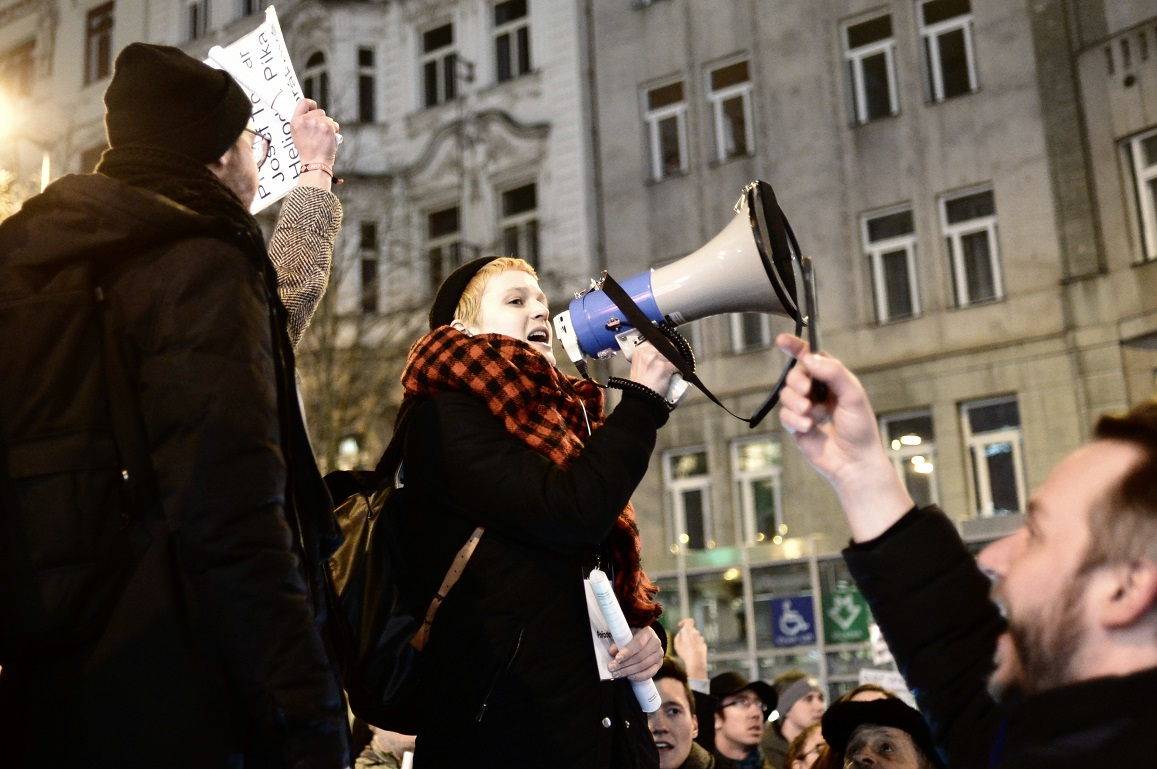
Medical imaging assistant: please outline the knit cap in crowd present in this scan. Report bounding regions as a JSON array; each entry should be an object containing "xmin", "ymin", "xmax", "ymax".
[
  {"xmin": 776, "ymin": 672, "xmax": 822, "ymax": 717},
  {"xmin": 103, "ymin": 43, "xmax": 252, "ymax": 164}
]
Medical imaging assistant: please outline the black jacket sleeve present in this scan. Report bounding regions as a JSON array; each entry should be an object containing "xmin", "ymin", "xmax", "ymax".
[
  {"xmin": 133, "ymin": 236, "xmax": 346, "ymax": 766},
  {"xmin": 842, "ymin": 506, "xmax": 1007, "ymax": 769},
  {"xmin": 404, "ymin": 388, "xmax": 668, "ymax": 553}
]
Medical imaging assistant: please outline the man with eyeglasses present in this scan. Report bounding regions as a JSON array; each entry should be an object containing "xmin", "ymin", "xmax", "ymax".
[
  {"xmin": 711, "ymin": 672, "xmax": 778, "ymax": 769},
  {"xmin": 0, "ymin": 43, "xmax": 347, "ymax": 767}
]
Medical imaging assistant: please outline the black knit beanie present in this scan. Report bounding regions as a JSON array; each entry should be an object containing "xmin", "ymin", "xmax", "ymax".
[
  {"xmin": 428, "ymin": 256, "xmax": 499, "ymax": 330},
  {"xmin": 104, "ymin": 43, "xmax": 252, "ymax": 164}
]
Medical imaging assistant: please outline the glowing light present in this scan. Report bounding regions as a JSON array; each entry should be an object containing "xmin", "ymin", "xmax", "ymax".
[
  {"xmin": 756, "ymin": 533, "xmax": 766, "ymax": 542},
  {"xmin": 723, "ymin": 567, "xmax": 741, "ymax": 581},
  {"xmin": 679, "ymin": 533, "xmax": 690, "ymax": 544},
  {"xmin": 900, "ymin": 434, "xmax": 922, "ymax": 446},
  {"xmin": 910, "ymin": 455, "xmax": 934, "ymax": 474},
  {"xmin": 777, "ymin": 524, "xmax": 788, "ymax": 534},
  {"xmin": 772, "ymin": 535, "xmax": 783, "ymax": 545}
]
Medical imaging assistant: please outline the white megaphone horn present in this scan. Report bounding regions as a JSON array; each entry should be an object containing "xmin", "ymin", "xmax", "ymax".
[{"xmin": 553, "ymin": 181, "xmax": 805, "ymax": 380}]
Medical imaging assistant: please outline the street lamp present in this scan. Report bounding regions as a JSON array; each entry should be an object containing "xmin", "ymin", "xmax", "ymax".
[{"xmin": 0, "ymin": 86, "xmax": 51, "ymax": 192}]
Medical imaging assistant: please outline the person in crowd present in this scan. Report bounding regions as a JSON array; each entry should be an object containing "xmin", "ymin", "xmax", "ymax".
[
  {"xmin": 672, "ymin": 617, "xmax": 717, "ymax": 752},
  {"xmin": 762, "ymin": 671, "xmax": 825, "ymax": 768},
  {"xmin": 0, "ymin": 44, "xmax": 347, "ymax": 766},
  {"xmin": 833, "ymin": 684, "xmax": 895, "ymax": 705},
  {"xmin": 650, "ymin": 658, "xmax": 716, "ymax": 769},
  {"xmin": 268, "ymin": 97, "xmax": 343, "ymax": 349},
  {"xmin": 710, "ymin": 671, "xmax": 778, "ymax": 769},
  {"xmin": 782, "ymin": 723, "xmax": 825, "ymax": 769},
  {"xmin": 394, "ymin": 256, "xmax": 677, "ymax": 767},
  {"xmin": 820, "ymin": 699, "xmax": 943, "ymax": 769},
  {"xmin": 776, "ymin": 333, "xmax": 1157, "ymax": 768},
  {"xmin": 354, "ymin": 726, "xmax": 415, "ymax": 769}
]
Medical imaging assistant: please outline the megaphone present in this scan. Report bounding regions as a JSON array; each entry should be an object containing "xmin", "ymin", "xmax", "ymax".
[{"xmin": 554, "ymin": 180, "xmax": 804, "ymax": 370}]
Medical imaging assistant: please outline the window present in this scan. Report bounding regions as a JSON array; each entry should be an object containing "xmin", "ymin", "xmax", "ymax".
[
  {"xmin": 664, "ymin": 448, "xmax": 712, "ymax": 551},
  {"xmin": 184, "ymin": 0, "xmax": 210, "ymax": 41},
  {"xmin": 427, "ymin": 206, "xmax": 461, "ymax": 294},
  {"xmin": 1127, "ymin": 127, "xmax": 1157, "ymax": 261},
  {"xmin": 0, "ymin": 41, "xmax": 35, "ymax": 98},
  {"xmin": 732, "ymin": 438, "xmax": 783, "ymax": 545},
  {"xmin": 844, "ymin": 14, "xmax": 898, "ymax": 123},
  {"xmin": 961, "ymin": 396, "xmax": 1025, "ymax": 517},
  {"xmin": 358, "ymin": 47, "xmax": 375, "ymax": 123},
  {"xmin": 644, "ymin": 81, "xmax": 688, "ymax": 180},
  {"xmin": 360, "ymin": 222, "xmax": 379, "ymax": 314},
  {"xmin": 941, "ymin": 187, "xmax": 1001, "ymax": 307},
  {"xmin": 881, "ymin": 411, "xmax": 939, "ymax": 507},
  {"xmin": 919, "ymin": 0, "xmax": 978, "ymax": 102},
  {"xmin": 239, "ymin": 0, "xmax": 267, "ymax": 17},
  {"xmin": 422, "ymin": 23, "xmax": 457, "ymax": 108},
  {"xmin": 500, "ymin": 183, "xmax": 539, "ymax": 268},
  {"xmin": 303, "ymin": 52, "xmax": 329, "ymax": 112},
  {"xmin": 730, "ymin": 313, "xmax": 771, "ymax": 353},
  {"xmin": 494, "ymin": 0, "xmax": 531, "ymax": 83},
  {"xmin": 84, "ymin": 3, "xmax": 114, "ymax": 85},
  {"xmin": 863, "ymin": 206, "xmax": 919, "ymax": 321},
  {"xmin": 707, "ymin": 60, "xmax": 753, "ymax": 162}
]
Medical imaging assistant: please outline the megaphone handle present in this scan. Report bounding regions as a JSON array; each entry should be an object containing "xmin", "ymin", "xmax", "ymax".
[{"xmin": 615, "ymin": 330, "xmax": 685, "ymax": 403}]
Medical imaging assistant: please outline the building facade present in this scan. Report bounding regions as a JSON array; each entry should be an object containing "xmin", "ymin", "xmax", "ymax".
[{"xmin": 589, "ymin": 0, "xmax": 1157, "ymax": 694}]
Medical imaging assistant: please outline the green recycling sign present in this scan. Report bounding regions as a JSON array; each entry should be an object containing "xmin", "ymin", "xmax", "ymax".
[{"xmin": 822, "ymin": 588, "xmax": 871, "ymax": 644}]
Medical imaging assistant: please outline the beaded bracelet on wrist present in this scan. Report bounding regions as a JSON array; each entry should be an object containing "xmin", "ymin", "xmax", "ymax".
[
  {"xmin": 302, "ymin": 162, "xmax": 343, "ymax": 184},
  {"xmin": 606, "ymin": 377, "xmax": 676, "ymax": 412}
]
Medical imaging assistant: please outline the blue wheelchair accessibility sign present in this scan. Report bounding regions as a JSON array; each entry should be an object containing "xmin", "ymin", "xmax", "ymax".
[{"xmin": 771, "ymin": 595, "xmax": 816, "ymax": 647}]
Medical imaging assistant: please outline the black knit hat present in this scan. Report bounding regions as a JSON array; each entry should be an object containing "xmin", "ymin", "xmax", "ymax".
[
  {"xmin": 104, "ymin": 43, "xmax": 252, "ymax": 163},
  {"xmin": 428, "ymin": 256, "xmax": 499, "ymax": 330},
  {"xmin": 709, "ymin": 671, "xmax": 777, "ymax": 713},
  {"xmin": 822, "ymin": 698, "xmax": 944, "ymax": 769}
]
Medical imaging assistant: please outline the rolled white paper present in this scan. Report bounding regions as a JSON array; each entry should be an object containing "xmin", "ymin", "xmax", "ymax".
[{"xmin": 588, "ymin": 568, "xmax": 661, "ymax": 713}]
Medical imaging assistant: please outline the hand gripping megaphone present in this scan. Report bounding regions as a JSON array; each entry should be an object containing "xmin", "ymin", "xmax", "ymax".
[{"xmin": 553, "ymin": 181, "xmax": 808, "ymax": 418}]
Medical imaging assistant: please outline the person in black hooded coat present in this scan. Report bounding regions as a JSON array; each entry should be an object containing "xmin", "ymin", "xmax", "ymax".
[{"xmin": 0, "ymin": 44, "xmax": 346, "ymax": 768}]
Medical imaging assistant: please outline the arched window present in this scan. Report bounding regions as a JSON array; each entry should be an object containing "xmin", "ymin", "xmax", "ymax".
[{"xmin": 302, "ymin": 51, "xmax": 329, "ymax": 111}]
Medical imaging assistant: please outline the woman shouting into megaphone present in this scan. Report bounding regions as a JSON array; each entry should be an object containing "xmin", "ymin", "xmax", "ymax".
[{"xmin": 390, "ymin": 256, "xmax": 678, "ymax": 768}]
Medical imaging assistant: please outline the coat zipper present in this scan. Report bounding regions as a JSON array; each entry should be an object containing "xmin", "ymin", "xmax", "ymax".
[{"xmin": 476, "ymin": 627, "xmax": 525, "ymax": 722}]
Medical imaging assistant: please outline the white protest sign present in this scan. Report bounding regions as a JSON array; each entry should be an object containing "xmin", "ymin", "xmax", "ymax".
[
  {"xmin": 857, "ymin": 667, "xmax": 917, "ymax": 709},
  {"xmin": 206, "ymin": 6, "xmax": 304, "ymax": 213}
]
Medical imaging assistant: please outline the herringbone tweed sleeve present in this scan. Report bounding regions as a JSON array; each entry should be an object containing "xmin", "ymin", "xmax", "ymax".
[{"xmin": 268, "ymin": 185, "xmax": 343, "ymax": 349}]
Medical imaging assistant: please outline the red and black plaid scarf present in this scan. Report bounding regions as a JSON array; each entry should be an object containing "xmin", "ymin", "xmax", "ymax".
[{"xmin": 402, "ymin": 326, "xmax": 662, "ymax": 628}]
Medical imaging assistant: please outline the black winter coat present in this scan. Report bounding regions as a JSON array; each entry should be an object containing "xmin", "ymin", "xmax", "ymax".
[
  {"xmin": 0, "ymin": 174, "xmax": 346, "ymax": 767},
  {"xmin": 844, "ymin": 506, "xmax": 1157, "ymax": 768},
  {"xmin": 397, "ymin": 389, "xmax": 669, "ymax": 769}
]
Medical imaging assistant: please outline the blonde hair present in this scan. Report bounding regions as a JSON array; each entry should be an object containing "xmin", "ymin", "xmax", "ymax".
[{"xmin": 453, "ymin": 256, "xmax": 538, "ymax": 327}]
